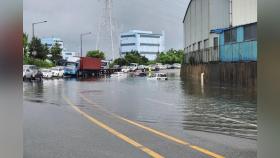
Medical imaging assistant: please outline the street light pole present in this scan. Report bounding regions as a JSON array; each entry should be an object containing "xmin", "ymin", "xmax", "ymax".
[
  {"xmin": 80, "ymin": 32, "xmax": 92, "ymax": 57},
  {"xmin": 32, "ymin": 20, "xmax": 47, "ymax": 38}
]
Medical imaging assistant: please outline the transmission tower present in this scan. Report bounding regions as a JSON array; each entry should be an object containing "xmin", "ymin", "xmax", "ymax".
[{"xmin": 96, "ymin": 0, "xmax": 115, "ymax": 60}]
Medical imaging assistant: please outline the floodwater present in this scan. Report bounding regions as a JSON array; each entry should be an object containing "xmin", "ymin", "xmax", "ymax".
[{"xmin": 23, "ymin": 69, "xmax": 257, "ymax": 140}]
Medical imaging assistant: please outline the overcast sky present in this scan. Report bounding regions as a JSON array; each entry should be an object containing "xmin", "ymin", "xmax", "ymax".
[{"xmin": 23, "ymin": 0, "xmax": 189, "ymax": 59}]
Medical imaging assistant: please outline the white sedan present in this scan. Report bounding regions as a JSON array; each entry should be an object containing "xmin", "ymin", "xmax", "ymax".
[
  {"xmin": 41, "ymin": 69, "xmax": 53, "ymax": 79},
  {"xmin": 51, "ymin": 67, "xmax": 64, "ymax": 77}
]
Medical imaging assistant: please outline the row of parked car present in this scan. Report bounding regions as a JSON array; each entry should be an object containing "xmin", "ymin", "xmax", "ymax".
[
  {"xmin": 23, "ymin": 65, "xmax": 65, "ymax": 80},
  {"xmin": 121, "ymin": 63, "xmax": 181, "ymax": 72}
]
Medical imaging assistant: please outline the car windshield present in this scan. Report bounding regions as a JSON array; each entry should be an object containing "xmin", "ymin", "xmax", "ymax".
[{"xmin": 66, "ymin": 62, "xmax": 77, "ymax": 67}]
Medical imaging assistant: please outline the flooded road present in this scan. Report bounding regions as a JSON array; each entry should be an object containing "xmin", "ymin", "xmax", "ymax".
[{"xmin": 23, "ymin": 69, "xmax": 257, "ymax": 158}]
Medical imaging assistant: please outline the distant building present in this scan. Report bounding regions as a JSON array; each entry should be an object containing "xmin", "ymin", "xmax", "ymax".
[
  {"xmin": 120, "ymin": 30, "xmax": 165, "ymax": 61},
  {"xmin": 41, "ymin": 37, "xmax": 79, "ymax": 61},
  {"xmin": 41, "ymin": 37, "xmax": 64, "ymax": 49},
  {"xmin": 183, "ymin": 0, "xmax": 257, "ymax": 64},
  {"xmin": 61, "ymin": 50, "xmax": 80, "ymax": 61}
]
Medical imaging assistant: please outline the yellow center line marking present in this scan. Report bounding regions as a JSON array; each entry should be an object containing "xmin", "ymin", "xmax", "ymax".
[
  {"xmin": 80, "ymin": 93, "xmax": 225, "ymax": 158},
  {"xmin": 63, "ymin": 96, "xmax": 164, "ymax": 158}
]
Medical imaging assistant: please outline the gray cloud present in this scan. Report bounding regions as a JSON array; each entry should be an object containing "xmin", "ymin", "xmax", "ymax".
[{"xmin": 24, "ymin": 0, "xmax": 189, "ymax": 59}]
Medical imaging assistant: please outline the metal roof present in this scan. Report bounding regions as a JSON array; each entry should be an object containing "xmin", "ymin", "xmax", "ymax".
[{"xmin": 182, "ymin": 0, "xmax": 193, "ymax": 23}]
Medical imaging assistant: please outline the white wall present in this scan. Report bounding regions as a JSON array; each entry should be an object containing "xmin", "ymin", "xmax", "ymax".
[{"xmin": 232, "ymin": 0, "xmax": 257, "ymax": 26}]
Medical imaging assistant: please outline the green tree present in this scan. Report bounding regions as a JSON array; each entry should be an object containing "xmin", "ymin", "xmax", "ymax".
[
  {"xmin": 124, "ymin": 50, "xmax": 148, "ymax": 65},
  {"xmin": 28, "ymin": 37, "xmax": 48, "ymax": 60},
  {"xmin": 156, "ymin": 49, "xmax": 184, "ymax": 64},
  {"xmin": 50, "ymin": 43, "xmax": 63, "ymax": 65},
  {"xmin": 113, "ymin": 58, "xmax": 127, "ymax": 66},
  {"xmin": 23, "ymin": 33, "xmax": 29, "ymax": 57},
  {"xmin": 86, "ymin": 50, "xmax": 105, "ymax": 60}
]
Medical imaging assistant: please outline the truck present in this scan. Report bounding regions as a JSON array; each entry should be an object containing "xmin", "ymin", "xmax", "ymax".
[{"xmin": 64, "ymin": 57, "xmax": 102, "ymax": 77}]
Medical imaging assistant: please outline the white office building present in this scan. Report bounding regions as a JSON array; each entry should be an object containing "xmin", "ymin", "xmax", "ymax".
[
  {"xmin": 120, "ymin": 30, "xmax": 165, "ymax": 61},
  {"xmin": 61, "ymin": 50, "xmax": 80, "ymax": 61},
  {"xmin": 41, "ymin": 37, "xmax": 79, "ymax": 61},
  {"xmin": 41, "ymin": 37, "xmax": 64, "ymax": 49}
]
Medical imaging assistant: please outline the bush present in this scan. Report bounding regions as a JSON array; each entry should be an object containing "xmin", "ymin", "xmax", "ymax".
[
  {"xmin": 86, "ymin": 50, "xmax": 105, "ymax": 60},
  {"xmin": 24, "ymin": 56, "xmax": 54, "ymax": 68}
]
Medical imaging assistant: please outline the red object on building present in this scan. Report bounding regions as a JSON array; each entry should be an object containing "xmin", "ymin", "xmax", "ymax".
[{"xmin": 79, "ymin": 57, "xmax": 101, "ymax": 70}]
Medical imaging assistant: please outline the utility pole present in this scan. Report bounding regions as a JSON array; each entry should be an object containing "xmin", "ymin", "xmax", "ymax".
[
  {"xmin": 32, "ymin": 20, "xmax": 47, "ymax": 38},
  {"xmin": 80, "ymin": 32, "xmax": 92, "ymax": 57}
]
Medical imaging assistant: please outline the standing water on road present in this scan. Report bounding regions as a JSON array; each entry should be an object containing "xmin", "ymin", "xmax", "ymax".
[{"xmin": 23, "ymin": 69, "xmax": 257, "ymax": 140}]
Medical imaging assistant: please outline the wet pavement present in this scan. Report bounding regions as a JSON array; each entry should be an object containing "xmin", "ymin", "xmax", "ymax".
[{"xmin": 23, "ymin": 69, "xmax": 257, "ymax": 158}]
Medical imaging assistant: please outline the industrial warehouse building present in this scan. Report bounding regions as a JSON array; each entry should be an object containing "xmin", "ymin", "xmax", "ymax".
[
  {"xmin": 183, "ymin": 0, "xmax": 257, "ymax": 64},
  {"xmin": 120, "ymin": 30, "xmax": 165, "ymax": 60}
]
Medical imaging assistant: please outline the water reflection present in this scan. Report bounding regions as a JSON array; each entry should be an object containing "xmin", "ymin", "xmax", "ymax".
[
  {"xmin": 180, "ymin": 77, "xmax": 257, "ymax": 139},
  {"xmin": 23, "ymin": 70, "xmax": 257, "ymax": 140}
]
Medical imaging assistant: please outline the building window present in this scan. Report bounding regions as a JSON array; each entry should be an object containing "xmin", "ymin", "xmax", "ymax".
[
  {"xmin": 121, "ymin": 35, "xmax": 136, "ymax": 38},
  {"xmin": 244, "ymin": 23, "xmax": 257, "ymax": 41},
  {"xmin": 140, "ymin": 35, "xmax": 161, "ymax": 38},
  {"xmin": 224, "ymin": 28, "xmax": 237, "ymax": 44},
  {"xmin": 121, "ymin": 43, "xmax": 136, "ymax": 46},
  {"xmin": 214, "ymin": 37, "xmax": 219, "ymax": 49},
  {"xmin": 193, "ymin": 43, "xmax": 196, "ymax": 51},
  {"xmin": 204, "ymin": 39, "xmax": 209, "ymax": 49},
  {"xmin": 140, "ymin": 43, "xmax": 160, "ymax": 46},
  {"xmin": 198, "ymin": 41, "xmax": 202, "ymax": 51}
]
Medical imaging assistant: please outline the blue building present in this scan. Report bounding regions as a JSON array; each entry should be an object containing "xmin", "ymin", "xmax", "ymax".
[{"xmin": 218, "ymin": 23, "xmax": 257, "ymax": 62}]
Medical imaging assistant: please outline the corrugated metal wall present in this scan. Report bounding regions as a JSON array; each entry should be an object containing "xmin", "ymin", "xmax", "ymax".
[
  {"xmin": 232, "ymin": 0, "xmax": 257, "ymax": 26},
  {"xmin": 219, "ymin": 26, "xmax": 257, "ymax": 62},
  {"xmin": 183, "ymin": 0, "xmax": 229, "ymax": 49}
]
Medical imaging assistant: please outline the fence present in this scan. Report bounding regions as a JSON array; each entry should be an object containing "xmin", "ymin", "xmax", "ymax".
[{"xmin": 184, "ymin": 47, "xmax": 219, "ymax": 64}]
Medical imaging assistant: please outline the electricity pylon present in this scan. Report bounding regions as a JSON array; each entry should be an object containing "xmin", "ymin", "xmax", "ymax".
[{"xmin": 96, "ymin": 0, "xmax": 115, "ymax": 60}]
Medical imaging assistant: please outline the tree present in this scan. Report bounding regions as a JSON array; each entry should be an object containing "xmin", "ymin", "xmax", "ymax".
[
  {"xmin": 86, "ymin": 50, "xmax": 105, "ymax": 60},
  {"xmin": 28, "ymin": 37, "xmax": 48, "ymax": 60},
  {"xmin": 113, "ymin": 58, "xmax": 127, "ymax": 66},
  {"xmin": 124, "ymin": 50, "xmax": 148, "ymax": 64},
  {"xmin": 23, "ymin": 33, "xmax": 29, "ymax": 57},
  {"xmin": 156, "ymin": 49, "xmax": 184, "ymax": 64},
  {"xmin": 50, "ymin": 43, "xmax": 63, "ymax": 65}
]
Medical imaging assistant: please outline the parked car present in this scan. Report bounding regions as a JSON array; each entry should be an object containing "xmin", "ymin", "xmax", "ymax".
[
  {"xmin": 51, "ymin": 67, "xmax": 64, "ymax": 77},
  {"xmin": 147, "ymin": 73, "xmax": 168, "ymax": 80},
  {"xmin": 41, "ymin": 69, "xmax": 53, "ymax": 79},
  {"xmin": 121, "ymin": 66, "xmax": 130, "ymax": 73},
  {"xmin": 129, "ymin": 63, "xmax": 138, "ymax": 71},
  {"xmin": 23, "ymin": 65, "xmax": 39, "ymax": 79},
  {"xmin": 160, "ymin": 65, "xmax": 168, "ymax": 70},
  {"xmin": 166, "ymin": 64, "xmax": 172, "ymax": 69},
  {"xmin": 23, "ymin": 68, "xmax": 33, "ymax": 80},
  {"xmin": 172, "ymin": 63, "xmax": 181, "ymax": 69},
  {"xmin": 138, "ymin": 65, "xmax": 145, "ymax": 70},
  {"xmin": 113, "ymin": 65, "xmax": 121, "ymax": 69}
]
